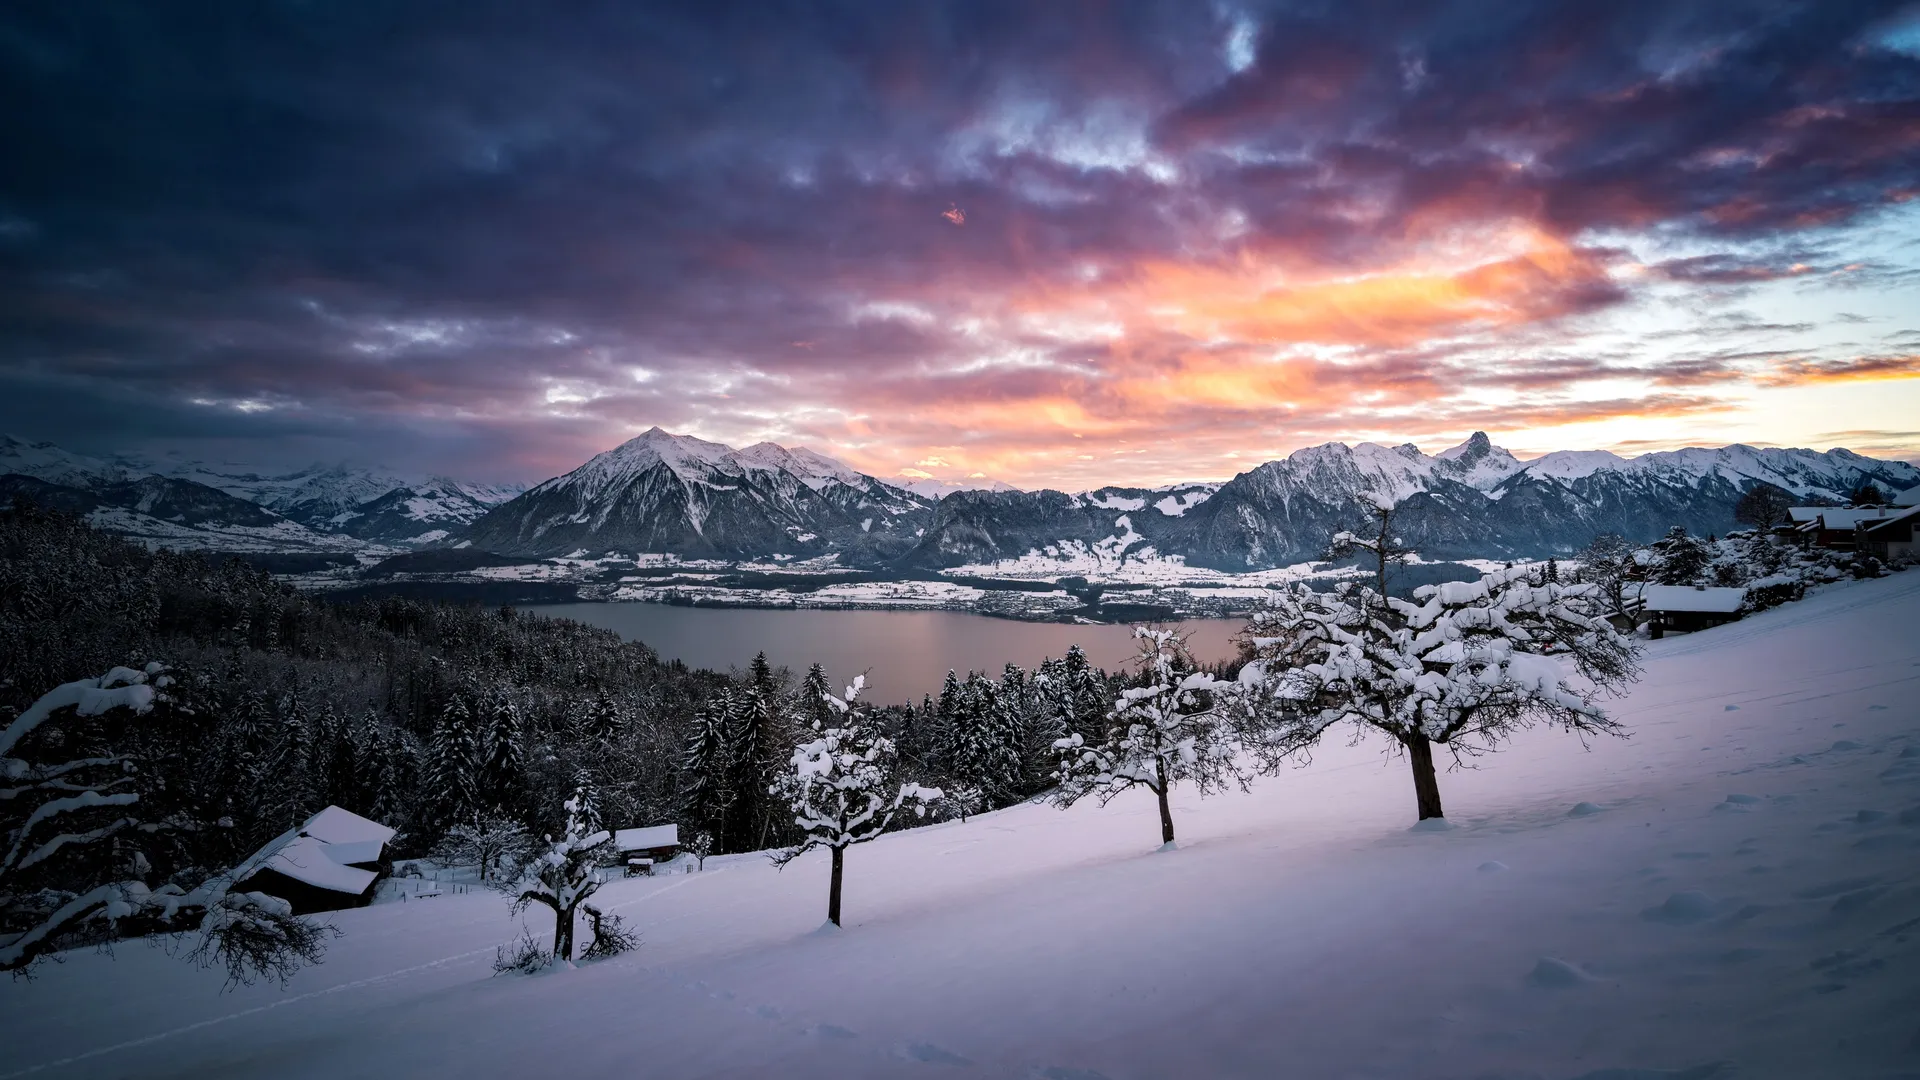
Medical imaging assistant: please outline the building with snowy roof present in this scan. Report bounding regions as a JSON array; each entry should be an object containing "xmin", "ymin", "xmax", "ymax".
[
  {"xmin": 1788, "ymin": 506, "xmax": 1910, "ymax": 550},
  {"xmin": 234, "ymin": 806, "xmax": 396, "ymax": 914},
  {"xmin": 1640, "ymin": 584, "xmax": 1746, "ymax": 636},
  {"xmin": 1860, "ymin": 505, "xmax": 1919, "ymax": 563},
  {"xmin": 613, "ymin": 824, "xmax": 680, "ymax": 875},
  {"xmin": 1892, "ymin": 485, "xmax": 1918, "ymax": 508}
]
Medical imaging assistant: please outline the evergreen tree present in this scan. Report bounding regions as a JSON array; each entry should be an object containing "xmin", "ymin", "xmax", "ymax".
[
  {"xmin": 480, "ymin": 688, "xmax": 526, "ymax": 815},
  {"xmin": 680, "ymin": 692, "xmax": 734, "ymax": 841},
  {"xmin": 427, "ymin": 695, "xmax": 483, "ymax": 828}
]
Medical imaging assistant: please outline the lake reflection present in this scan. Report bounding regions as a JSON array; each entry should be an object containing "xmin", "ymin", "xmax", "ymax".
[{"xmin": 522, "ymin": 602, "xmax": 1247, "ymax": 704}]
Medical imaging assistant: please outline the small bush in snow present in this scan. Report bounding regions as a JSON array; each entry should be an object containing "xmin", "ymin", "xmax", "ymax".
[{"xmin": 493, "ymin": 928, "xmax": 549, "ymax": 975}]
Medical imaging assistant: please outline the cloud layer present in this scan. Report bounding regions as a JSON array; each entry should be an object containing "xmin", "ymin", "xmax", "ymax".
[{"xmin": 2, "ymin": 1, "xmax": 1918, "ymax": 484}]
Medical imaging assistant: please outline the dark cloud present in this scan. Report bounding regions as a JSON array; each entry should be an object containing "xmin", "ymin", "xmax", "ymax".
[{"xmin": 1, "ymin": 0, "xmax": 1917, "ymax": 482}]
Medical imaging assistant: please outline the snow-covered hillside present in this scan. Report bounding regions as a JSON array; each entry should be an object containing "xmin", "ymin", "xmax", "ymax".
[{"xmin": 7, "ymin": 572, "xmax": 1918, "ymax": 1079}]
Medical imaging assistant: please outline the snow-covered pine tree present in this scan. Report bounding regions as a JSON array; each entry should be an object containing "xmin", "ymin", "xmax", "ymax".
[
  {"xmin": 680, "ymin": 692, "xmax": 735, "ymax": 843},
  {"xmin": 727, "ymin": 654, "xmax": 786, "ymax": 851},
  {"xmin": 1647, "ymin": 525, "xmax": 1713, "ymax": 586},
  {"xmin": 479, "ymin": 687, "xmax": 525, "ymax": 815},
  {"xmin": 1, "ymin": 666, "xmax": 331, "ymax": 981},
  {"xmin": 510, "ymin": 786, "xmax": 613, "ymax": 964},
  {"xmin": 770, "ymin": 673, "xmax": 939, "ymax": 926},
  {"xmin": 1244, "ymin": 500, "xmax": 1640, "ymax": 821},
  {"xmin": 426, "ymin": 695, "xmax": 482, "ymax": 828},
  {"xmin": 582, "ymin": 694, "xmax": 622, "ymax": 746},
  {"xmin": 1052, "ymin": 627, "xmax": 1246, "ymax": 848}
]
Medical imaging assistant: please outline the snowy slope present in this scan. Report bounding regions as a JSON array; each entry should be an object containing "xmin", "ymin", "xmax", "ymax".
[{"xmin": 7, "ymin": 573, "xmax": 1919, "ymax": 1079}]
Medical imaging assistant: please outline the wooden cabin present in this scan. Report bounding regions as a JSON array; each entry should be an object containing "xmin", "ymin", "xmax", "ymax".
[
  {"xmin": 234, "ymin": 806, "xmax": 396, "ymax": 914},
  {"xmin": 613, "ymin": 824, "xmax": 681, "ymax": 875},
  {"xmin": 1640, "ymin": 584, "xmax": 1746, "ymax": 637},
  {"xmin": 1789, "ymin": 506, "xmax": 1909, "ymax": 551}
]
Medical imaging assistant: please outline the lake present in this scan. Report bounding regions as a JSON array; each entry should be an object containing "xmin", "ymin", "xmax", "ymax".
[{"xmin": 522, "ymin": 603, "xmax": 1248, "ymax": 703}]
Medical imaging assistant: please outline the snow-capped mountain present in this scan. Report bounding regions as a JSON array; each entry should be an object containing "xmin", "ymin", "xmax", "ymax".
[
  {"xmin": 459, "ymin": 427, "xmax": 938, "ymax": 559},
  {"xmin": 0, "ymin": 471, "xmax": 362, "ymax": 553},
  {"xmin": 0, "ymin": 434, "xmax": 128, "ymax": 488},
  {"xmin": 902, "ymin": 433, "xmax": 1920, "ymax": 570},
  {"xmin": 325, "ymin": 477, "xmax": 521, "ymax": 545}
]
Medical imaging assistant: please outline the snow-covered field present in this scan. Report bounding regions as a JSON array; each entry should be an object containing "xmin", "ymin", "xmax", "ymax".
[{"xmin": 8, "ymin": 573, "xmax": 1920, "ymax": 1079}]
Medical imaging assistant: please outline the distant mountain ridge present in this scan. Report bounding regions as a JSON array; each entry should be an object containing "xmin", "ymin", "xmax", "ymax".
[
  {"xmin": 0, "ymin": 434, "xmax": 523, "ymax": 551},
  {"xmin": 461, "ymin": 428, "xmax": 1919, "ymax": 570},
  {"xmin": 6, "ymin": 430, "xmax": 1916, "ymax": 567}
]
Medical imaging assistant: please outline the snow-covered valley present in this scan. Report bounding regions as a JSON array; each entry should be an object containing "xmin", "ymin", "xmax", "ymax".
[{"xmin": 7, "ymin": 571, "xmax": 1919, "ymax": 1079}]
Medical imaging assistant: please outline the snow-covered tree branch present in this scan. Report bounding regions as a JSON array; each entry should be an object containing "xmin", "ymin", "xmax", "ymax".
[{"xmin": 2, "ymin": 667, "xmax": 334, "ymax": 983}]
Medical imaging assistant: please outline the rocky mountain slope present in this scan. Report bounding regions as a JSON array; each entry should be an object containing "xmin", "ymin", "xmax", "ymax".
[{"xmin": 459, "ymin": 428, "xmax": 938, "ymax": 560}]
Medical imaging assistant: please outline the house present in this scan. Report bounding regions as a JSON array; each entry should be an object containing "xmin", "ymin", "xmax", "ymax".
[
  {"xmin": 1788, "ymin": 506, "xmax": 1909, "ymax": 550},
  {"xmin": 613, "ymin": 823, "xmax": 681, "ymax": 875},
  {"xmin": 1640, "ymin": 584, "xmax": 1746, "ymax": 636},
  {"xmin": 1861, "ymin": 505, "xmax": 1919, "ymax": 563},
  {"xmin": 234, "ymin": 805, "xmax": 396, "ymax": 914}
]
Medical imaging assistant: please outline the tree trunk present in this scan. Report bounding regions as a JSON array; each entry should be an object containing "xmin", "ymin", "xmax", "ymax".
[
  {"xmin": 1404, "ymin": 733, "xmax": 1445, "ymax": 820},
  {"xmin": 827, "ymin": 845, "xmax": 845, "ymax": 926},
  {"xmin": 1155, "ymin": 758, "xmax": 1175, "ymax": 844},
  {"xmin": 553, "ymin": 902, "xmax": 573, "ymax": 962}
]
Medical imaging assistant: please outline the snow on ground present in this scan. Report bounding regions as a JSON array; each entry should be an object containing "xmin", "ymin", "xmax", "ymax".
[{"xmin": 7, "ymin": 573, "xmax": 1920, "ymax": 1079}]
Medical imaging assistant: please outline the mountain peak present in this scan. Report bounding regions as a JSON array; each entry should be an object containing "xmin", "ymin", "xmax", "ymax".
[{"xmin": 1437, "ymin": 431, "xmax": 1494, "ymax": 462}]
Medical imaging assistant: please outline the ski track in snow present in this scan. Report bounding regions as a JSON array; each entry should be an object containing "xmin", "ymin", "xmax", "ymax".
[{"xmin": 6, "ymin": 573, "xmax": 1920, "ymax": 1078}]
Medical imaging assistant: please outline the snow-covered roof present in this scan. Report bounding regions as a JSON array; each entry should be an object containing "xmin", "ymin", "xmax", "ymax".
[
  {"xmin": 1892, "ymin": 485, "xmax": 1918, "ymax": 508},
  {"xmin": 1861, "ymin": 505, "xmax": 1920, "ymax": 534},
  {"xmin": 302, "ymin": 805, "xmax": 397, "ymax": 848},
  {"xmin": 1788, "ymin": 507, "xmax": 1826, "ymax": 523},
  {"xmin": 614, "ymin": 824, "xmax": 680, "ymax": 851},
  {"xmin": 1641, "ymin": 584, "xmax": 1746, "ymax": 613},
  {"xmin": 1796, "ymin": 507, "xmax": 1909, "ymax": 530},
  {"xmin": 255, "ymin": 834, "xmax": 379, "ymax": 895}
]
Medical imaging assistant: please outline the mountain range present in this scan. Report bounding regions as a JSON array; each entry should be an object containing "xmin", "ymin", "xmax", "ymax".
[
  {"xmin": 6, "ymin": 429, "xmax": 1917, "ymax": 569},
  {"xmin": 461, "ymin": 429, "xmax": 1920, "ymax": 570},
  {"xmin": 0, "ymin": 434, "xmax": 523, "ymax": 550}
]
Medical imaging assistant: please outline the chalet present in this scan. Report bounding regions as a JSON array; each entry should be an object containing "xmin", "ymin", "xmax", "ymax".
[
  {"xmin": 1860, "ymin": 505, "xmax": 1919, "ymax": 563},
  {"xmin": 613, "ymin": 823, "xmax": 681, "ymax": 876},
  {"xmin": 234, "ymin": 806, "xmax": 396, "ymax": 914},
  {"xmin": 1640, "ymin": 584, "xmax": 1746, "ymax": 637},
  {"xmin": 1788, "ymin": 506, "xmax": 1909, "ymax": 551}
]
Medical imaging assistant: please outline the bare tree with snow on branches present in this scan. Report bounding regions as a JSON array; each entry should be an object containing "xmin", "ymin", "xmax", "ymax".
[
  {"xmin": 1052, "ymin": 627, "xmax": 1248, "ymax": 849},
  {"xmin": 1241, "ymin": 500, "xmax": 1640, "ymax": 822},
  {"xmin": 508, "ymin": 786, "xmax": 613, "ymax": 966},
  {"xmin": 770, "ymin": 673, "xmax": 939, "ymax": 927}
]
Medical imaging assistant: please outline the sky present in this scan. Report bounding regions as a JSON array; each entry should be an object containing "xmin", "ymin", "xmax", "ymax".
[{"xmin": 2, "ymin": 1, "xmax": 1918, "ymax": 490}]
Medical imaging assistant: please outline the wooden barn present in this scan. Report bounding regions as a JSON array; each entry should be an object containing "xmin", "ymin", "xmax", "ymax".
[
  {"xmin": 1641, "ymin": 584, "xmax": 1746, "ymax": 637},
  {"xmin": 234, "ymin": 806, "xmax": 396, "ymax": 914}
]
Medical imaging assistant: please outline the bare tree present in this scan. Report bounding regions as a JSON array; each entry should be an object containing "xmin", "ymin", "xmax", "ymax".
[
  {"xmin": 769, "ymin": 674, "xmax": 938, "ymax": 927},
  {"xmin": 1243, "ymin": 502, "xmax": 1640, "ymax": 821},
  {"xmin": 1052, "ymin": 628, "xmax": 1248, "ymax": 848},
  {"xmin": 509, "ymin": 787, "xmax": 612, "ymax": 964}
]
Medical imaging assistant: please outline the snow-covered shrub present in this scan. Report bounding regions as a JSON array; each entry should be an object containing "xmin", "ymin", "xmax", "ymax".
[
  {"xmin": 508, "ymin": 787, "xmax": 612, "ymax": 964},
  {"xmin": 1052, "ymin": 627, "xmax": 1247, "ymax": 848},
  {"xmin": 492, "ymin": 928, "xmax": 549, "ymax": 975},
  {"xmin": 770, "ymin": 673, "xmax": 939, "ymax": 926},
  {"xmin": 1, "ymin": 666, "xmax": 333, "ymax": 983},
  {"xmin": 1243, "ymin": 502, "xmax": 1639, "ymax": 822},
  {"xmin": 579, "ymin": 904, "xmax": 639, "ymax": 960},
  {"xmin": 435, "ymin": 813, "xmax": 535, "ymax": 883}
]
